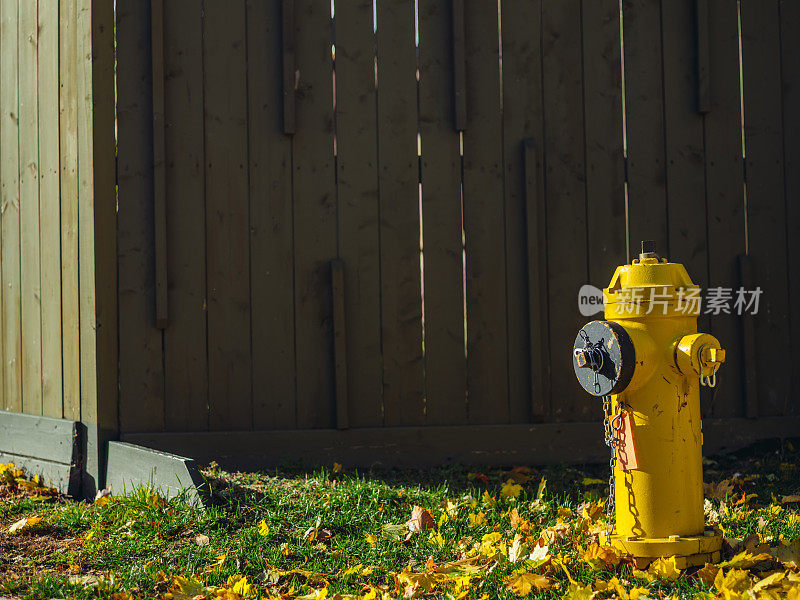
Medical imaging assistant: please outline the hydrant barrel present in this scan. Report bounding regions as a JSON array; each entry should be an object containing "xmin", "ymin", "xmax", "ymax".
[{"xmin": 572, "ymin": 241, "xmax": 725, "ymax": 568}]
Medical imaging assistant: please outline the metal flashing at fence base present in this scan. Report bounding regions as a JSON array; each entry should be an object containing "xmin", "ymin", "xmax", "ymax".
[
  {"xmin": 0, "ymin": 410, "xmax": 83, "ymax": 497},
  {"xmin": 105, "ymin": 441, "xmax": 206, "ymax": 506}
]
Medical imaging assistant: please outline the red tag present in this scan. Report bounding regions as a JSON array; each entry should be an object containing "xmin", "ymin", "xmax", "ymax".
[{"xmin": 615, "ymin": 413, "xmax": 639, "ymax": 470}]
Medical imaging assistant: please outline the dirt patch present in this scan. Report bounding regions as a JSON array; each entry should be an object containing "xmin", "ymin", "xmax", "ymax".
[{"xmin": 0, "ymin": 525, "xmax": 84, "ymax": 568}]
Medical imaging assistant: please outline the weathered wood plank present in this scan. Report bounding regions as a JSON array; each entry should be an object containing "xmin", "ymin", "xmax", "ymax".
[
  {"xmin": 334, "ymin": 0, "xmax": 383, "ymax": 427},
  {"xmin": 583, "ymin": 0, "xmax": 626, "ymax": 293},
  {"xmin": 0, "ymin": 410, "xmax": 80, "ymax": 464},
  {"xmin": 0, "ymin": 453, "xmax": 81, "ymax": 497},
  {"xmin": 738, "ymin": 255, "xmax": 758, "ymax": 418},
  {"xmin": 106, "ymin": 441, "xmax": 205, "ymax": 504},
  {"xmin": 781, "ymin": 0, "xmax": 800, "ymax": 415},
  {"xmin": 501, "ymin": 0, "xmax": 544, "ymax": 423},
  {"xmin": 80, "ymin": 0, "xmax": 118, "ymax": 495},
  {"xmin": 740, "ymin": 0, "xmax": 790, "ymax": 417},
  {"xmin": 542, "ymin": 0, "xmax": 589, "ymax": 422},
  {"xmin": 524, "ymin": 140, "xmax": 550, "ymax": 422},
  {"xmin": 331, "ymin": 260, "xmax": 348, "ymax": 429},
  {"xmin": 418, "ymin": 0, "xmax": 467, "ymax": 425},
  {"xmin": 204, "ymin": 0, "xmax": 252, "ymax": 430},
  {"xmin": 38, "ymin": 0, "xmax": 63, "ymax": 419},
  {"xmin": 247, "ymin": 0, "xmax": 296, "ymax": 430},
  {"xmin": 151, "ymin": 0, "xmax": 168, "ymax": 329},
  {"xmin": 19, "ymin": 0, "xmax": 43, "ymax": 416},
  {"xmin": 122, "ymin": 416, "xmax": 800, "ymax": 470},
  {"xmin": 117, "ymin": 0, "xmax": 165, "ymax": 431},
  {"xmin": 696, "ymin": 0, "xmax": 711, "ymax": 114},
  {"xmin": 1, "ymin": 0, "xmax": 22, "ymax": 414},
  {"xmin": 661, "ymin": 0, "xmax": 713, "ymax": 415},
  {"xmin": 462, "ymin": 0, "xmax": 507, "ymax": 424},
  {"xmin": 376, "ymin": 0, "xmax": 424, "ymax": 426},
  {"xmin": 162, "ymin": 0, "xmax": 208, "ymax": 431},
  {"xmin": 282, "ymin": 0, "xmax": 295, "ymax": 134},
  {"xmin": 451, "ymin": 0, "xmax": 466, "ymax": 131},
  {"xmin": 292, "ymin": 0, "xmax": 337, "ymax": 428},
  {"xmin": 704, "ymin": 0, "xmax": 745, "ymax": 418},
  {"xmin": 622, "ymin": 0, "xmax": 668, "ymax": 255}
]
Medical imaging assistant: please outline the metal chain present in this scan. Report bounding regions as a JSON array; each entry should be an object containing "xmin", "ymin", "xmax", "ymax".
[{"xmin": 602, "ymin": 395, "xmax": 624, "ymax": 543}]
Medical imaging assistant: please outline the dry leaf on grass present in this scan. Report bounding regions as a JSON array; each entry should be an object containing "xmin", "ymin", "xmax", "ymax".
[
  {"xmin": 405, "ymin": 506, "xmax": 434, "ymax": 533},
  {"xmin": 504, "ymin": 571, "xmax": 552, "ymax": 596}
]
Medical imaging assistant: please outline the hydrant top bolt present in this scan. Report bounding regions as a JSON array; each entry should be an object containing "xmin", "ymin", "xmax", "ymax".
[{"xmin": 639, "ymin": 239, "xmax": 659, "ymax": 260}]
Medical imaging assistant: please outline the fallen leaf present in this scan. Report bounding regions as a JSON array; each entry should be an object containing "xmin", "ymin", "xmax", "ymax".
[
  {"xmin": 582, "ymin": 478, "xmax": 605, "ymax": 486},
  {"xmin": 405, "ymin": 506, "xmax": 434, "ymax": 533},
  {"xmin": 562, "ymin": 581, "xmax": 596, "ymax": 600},
  {"xmin": 582, "ymin": 542, "xmax": 623, "ymax": 571},
  {"xmin": 648, "ymin": 556, "xmax": 681, "ymax": 581},
  {"xmin": 364, "ymin": 533, "xmax": 377, "ymax": 545},
  {"xmin": 195, "ymin": 534, "xmax": 210, "ymax": 547},
  {"xmin": 501, "ymin": 480, "xmax": 523, "ymax": 500},
  {"xmin": 8, "ymin": 516, "xmax": 41, "ymax": 534},
  {"xmin": 468, "ymin": 511, "xmax": 486, "ymax": 527},
  {"xmin": 332, "ymin": 462, "xmax": 342, "ymax": 474},
  {"xmin": 507, "ymin": 533, "xmax": 527, "ymax": 563},
  {"xmin": 396, "ymin": 569, "xmax": 437, "ymax": 598},
  {"xmin": 382, "ymin": 523, "xmax": 407, "ymax": 541},
  {"xmin": 714, "ymin": 568, "xmax": 752, "ymax": 595},
  {"xmin": 258, "ymin": 520, "xmax": 270, "ymax": 537},
  {"xmin": 504, "ymin": 572, "xmax": 552, "ymax": 596},
  {"xmin": 718, "ymin": 550, "xmax": 773, "ymax": 569},
  {"xmin": 695, "ymin": 563, "xmax": 719, "ymax": 586}
]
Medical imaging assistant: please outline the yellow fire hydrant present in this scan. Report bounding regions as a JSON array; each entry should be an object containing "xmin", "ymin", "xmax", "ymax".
[{"xmin": 573, "ymin": 241, "xmax": 725, "ymax": 568}]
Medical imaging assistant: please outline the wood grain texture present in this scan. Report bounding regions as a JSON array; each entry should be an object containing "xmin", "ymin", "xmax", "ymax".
[
  {"xmin": 740, "ymin": 0, "xmax": 790, "ymax": 417},
  {"xmin": 462, "ymin": 0, "xmax": 508, "ymax": 424},
  {"xmin": 542, "ymin": 0, "xmax": 589, "ymax": 422},
  {"xmin": 151, "ymin": 0, "xmax": 168, "ymax": 329},
  {"xmin": 418, "ymin": 0, "xmax": 467, "ymax": 425},
  {"xmin": 660, "ymin": 0, "xmax": 713, "ymax": 415},
  {"xmin": 780, "ymin": 0, "xmax": 800, "ymax": 415},
  {"xmin": 331, "ymin": 260, "xmax": 348, "ymax": 429},
  {"xmin": 293, "ymin": 0, "xmax": 337, "ymax": 428},
  {"xmin": 622, "ymin": 0, "xmax": 668, "ymax": 255},
  {"xmin": 500, "ymin": 0, "xmax": 544, "ymax": 423},
  {"xmin": 583, "ymin": 0, "xmax": 626, "ymax": 292},
  {"xmin": 376, "ymin": 0, "xmax": 424, "ymax": 426},
  {"xmin": 1, "ymin": 0, "xmax": 22, "ymax": 414},
  {"xmin": 117, "ymin": 0, "xmax": 165, "ymax": 431},
  {"xmin": 247, "ymin": 0, "xmax": 296, "ymax": 430},
  {"xmin": 38, "ymin": 0, "xmax": 63, "ymax": 419},
  {"xmin": 334, "ymin": 0, "xmax": 383, "ymax": 427},
  {"xmin": 282, "ymin": 0, "xmax": 295, "ymax": 134},
  {"xmin": 451, "ymin": 0, "xmax": 466, "ymax": 131},
  {"xmin": 19, "ymin": 0, "xmax": 43, "ymax": 416},
  {"xmin": 204, "ymin": 0, "xmax": 252, "ymax": 430},
  {"xmin": 162, "ymin": 0, "xmax": 208, "ymax": 431},
  {"xmin": 703, "ymin": 0, "xmax": 745, "ymax": 418},
  {"xmin": 696, "ymin": 0, "xmax": 711, "ymax": 113}
]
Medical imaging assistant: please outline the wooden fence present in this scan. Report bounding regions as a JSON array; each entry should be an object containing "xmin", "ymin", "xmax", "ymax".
[{"xmin": 1, "ymin": 0, "xmax": 798, "ymax": 470}]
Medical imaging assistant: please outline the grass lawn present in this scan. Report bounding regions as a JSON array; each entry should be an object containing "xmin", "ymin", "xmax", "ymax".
[{"xmin": 1, "ymin": 440, "xmax": 799, "ymax": 599}]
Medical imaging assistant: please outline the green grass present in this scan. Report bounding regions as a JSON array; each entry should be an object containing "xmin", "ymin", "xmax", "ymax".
[{"xmin": 1, "ymin": 439, "xmax": 798, "ymax": 600}]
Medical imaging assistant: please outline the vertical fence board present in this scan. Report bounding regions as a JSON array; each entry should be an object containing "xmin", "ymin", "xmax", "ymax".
[
  {"xmin": 334, "ymin": 0, "xmax": 383, "ymax": 427},
  {"xmin": 583, "ymin": 0, "xmax": 626, "ymax": 291},
  {"xmin": 704, "ymin": 0, "xmax": 746, "ymax": 418},
  {"xmin": 418, "ymin": 0, "xmax": 466, "ymax": 425},
  {"xmin": 376, "ymin": 0, "xmax": 424, "ymax": 426},
  {"xmin": 542, "ymin": 0, "xmax": 589, "ymax": 422},
  {"xmin": 623, "ymin": 0, "xmax": 668, "ymax": 254},
  {"xmin": 1, "ymin": 0, "xmax": 22, "ymax": 413},
  {"xmin": 204, "ymin": 0, "xmax": 252, "ymax": 430},
  {"xmin": 19, "ymin": 0, "xmax": 42, "ymax": 415},
  {"xmin": 740, "ymin": 0, "xmax": 790, "ymax": 417},
  {"xmin": 247, "ymin": 0, "xmax": 296, "ymax": 430},
  {"xmin": 161, "ymin": 0, "xmax": 208, "ymax": 431},
  {"xmin": 781, "ymin": 0, "xmax": 800, "ymax": 415},
  {"xmin": 661, "ymin": 0, "xmax": 715, "ymax": 416},
  {"xmin": 293, "ymin": 0, "xmax": 337, "ymax": 428},
  {"xmin": 151, "ymin": 0, "xmax": 168, "ymax": 329},
  {"xmin": 501, "ymin": 0, "xmax": 543, "ymax": 423},
  {"xmin": 117, "ymin": 0, "xmax": 165, "ymax": 431},
  {"xmin": 462, "ymin": 0, "xmax": 507, "ymax": 424},
  {"xmin": 38, "ymin": 0, "xmax": 63, "ymax": 418}
]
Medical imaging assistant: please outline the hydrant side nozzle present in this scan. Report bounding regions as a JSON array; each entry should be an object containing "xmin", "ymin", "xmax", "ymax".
[{"xmin": 675, "ymin": 333, "xmax": 725, "ymax": 377}]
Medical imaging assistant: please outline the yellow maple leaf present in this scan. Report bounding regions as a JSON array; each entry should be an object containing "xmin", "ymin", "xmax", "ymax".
[
  {"xmin": 468, "ymin": 511, "xmax": 486, "ymax": 527},
  {"xmin": 501, "ymin": 479, "xmax": 523, "ymax": 500},
  {"xmin": 751, "ymin": 571, "xmax": 785, "ymax": 592},
  {"xmin": 8, "ymin": 516, "xmax": 41, "ymax": 534},
  {"xmin": 718, "ymin": 550, "xmax": 773, "ymax": 569},
  {"xmin": 582, "ymin": 477, "xmax": 605, "ymax": 486},
  {"xmin": 396, "ymin": 569, "xmax": 437, "ymax": 598},
  {"xmin": 427, "ymin": 530, "xmax": 445, "ymax": 549},
  {"xmin": 648, "ymin": 556, "xmax": 681, "ymax": 581},
  {"xmin": 714, "ymin": 568, "xmax": 752, "ymax": 595},
  {"xmin": 506, "ymin": 533, "xmax": 527, "ymax": 563},
  {"xmin": 628, "ymin": 586, "xmax": 652, "ymax": 600},
  {"xmin": 258, "ymin": 519, "xmax": 270, "ymax": 537},
  {"xmin": 364, "ymin": 533, "xmax": 377, "ymax": 545},
  {"xmin": 562, "ymin": 581, "xmax": 596, "ymax": 600},
  {"xmin": 582, "ymin": 543, "xmax": 623, "ymax": 571},
  {"xmin": 171, "ymin": 575, "xmax": 204, "ymax": 598},
  {"xmin": 505, "ymin": 572, "xmax": 552, "ymax": 596},
  {"xmin": 332, "ymin": 462, "xmax": 342, "ymax": 473},
  {"xmin": 228, "ymin": 575, "xmax": 251, "ymax": 597},
  {"xmin": 482, "ymin": 491, "xmax": 497, "ymax": 507}
]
